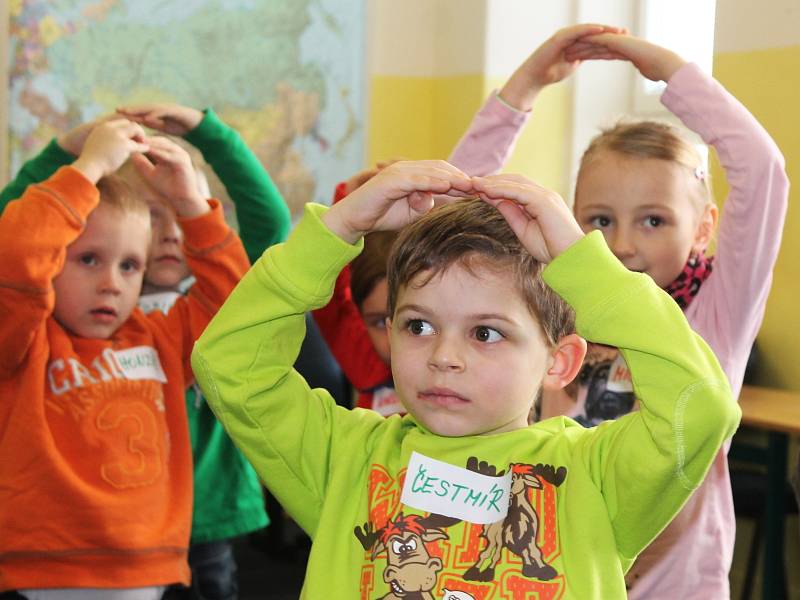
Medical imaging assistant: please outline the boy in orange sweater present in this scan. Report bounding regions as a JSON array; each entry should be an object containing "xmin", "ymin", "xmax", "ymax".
[{"xmin": 0, "ymin": 119, "xmax": 249, "ymax": 599}]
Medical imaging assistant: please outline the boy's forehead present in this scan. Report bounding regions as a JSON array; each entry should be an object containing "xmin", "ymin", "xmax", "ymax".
[
  {"xmin": 77, "ymin": 204, "xmax": 151, "ymax": 256},
  {"xmin": 398, "ymin": 260, "xmax": 528, "ymax": 314},
  {"xmin": 143, "ymin": 190, "xmax": 174, "ymax": 212}
]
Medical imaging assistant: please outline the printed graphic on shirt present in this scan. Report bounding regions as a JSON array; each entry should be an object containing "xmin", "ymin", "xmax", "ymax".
[
  {"xmin": 355, "ymin": 455, "xmax": 567, "ymax": 598},
  {"xmin": 45, "ymin": 349, "xmax": 170, "ymax": 489},
  {"xmin": 573, "ymin": 344, "xmax": 635, "ymax": 427},
  {"xmin": 47, "ymin": 346, "xmax": 168, "ymax": 394}
]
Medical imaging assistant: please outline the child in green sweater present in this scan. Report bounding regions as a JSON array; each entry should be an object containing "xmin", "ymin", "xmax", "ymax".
[{"xmin": 191, "ymin": 161, "xmax": 740, "ymax": 599}]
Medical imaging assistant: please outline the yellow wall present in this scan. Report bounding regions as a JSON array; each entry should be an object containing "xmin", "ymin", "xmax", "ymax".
[
  {"xmin": 367, "ymin": 74, "xmax": 486, "ymax": 165},
  {"xmin": 711, "ymin": 44, "xmax": 800, "ymax": 390},
  {"xmin": 487, "ymin": 77, "xmax": 572, "ymax": 198},
  {"xmin": 368, "ymin": 74, "xmax": 572, "ymax": 198}
]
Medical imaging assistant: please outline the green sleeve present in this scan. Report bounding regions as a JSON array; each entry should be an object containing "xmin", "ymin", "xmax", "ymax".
[
  {"xmin": 191, "ymin": 203, "xmax": 383, "ymax": 537},
  {"xmin": 0, "ymin": 139, "xmax": 74, "ymax": 211},
  {"xmin": 184, "ymin": 108, "xmax": 291, "ymax": 262},
  {"xmin": 543, "ymin": 232, "xmax": 741, "ymax": 564}
]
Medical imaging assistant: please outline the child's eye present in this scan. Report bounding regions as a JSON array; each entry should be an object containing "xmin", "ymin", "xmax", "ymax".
[
  {"xmin": 120, "ymin": 259, "xmax": 141, "ymax": 273},
  {"xmin": 643, "ymin": 216, "xmax": 664, "ymax": 228},
  {"xmin": 367, "ymin": 316, "xmax": 388, "ymax": 330},
  {"xmin": 589, "ymin": 215, "xmax": 612, "ymax": 229},
  {"xmin": 79, "ymin": 253, "xmax": 98, "ymax": 266},
  {"xmin": 406, "ymin": 319, "xmax": 435, "ymax": 336},
  {"xmin": 473, "ymin": 326, "xmax": 504, "ymax": 343}
]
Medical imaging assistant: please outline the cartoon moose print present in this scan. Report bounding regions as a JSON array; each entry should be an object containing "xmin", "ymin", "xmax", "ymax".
[
  {"xmin": 463, "ymin": 458, "xmax": 567, "ymax": 582},
  {"xmin": 355, "ymin": 512, "xmax": 459, "ymax": 599}
]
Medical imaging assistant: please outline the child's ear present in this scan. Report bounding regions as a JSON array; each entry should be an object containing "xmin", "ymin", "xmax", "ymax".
[
  {"xmin": 692, "ymin": 202, "xmax": 719, "ymax": 254},
  {"xmin": 542, "ymin": 334, "xmax": 587, "ymax": 391}
]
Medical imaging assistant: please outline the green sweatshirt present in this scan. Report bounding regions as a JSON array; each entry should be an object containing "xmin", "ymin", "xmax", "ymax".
[
  {"xmin": 0, "ymin": 109, "xmax": 289, "ymax": 543},
  {"xmin": 192, "ymin": 204, "xmax": 740, "ymax": 599}
]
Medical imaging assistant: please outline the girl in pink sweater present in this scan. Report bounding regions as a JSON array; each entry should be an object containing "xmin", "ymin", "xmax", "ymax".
[{"xmin": 452, "ymin": 26, "xmax": 788, "ymax": 599}]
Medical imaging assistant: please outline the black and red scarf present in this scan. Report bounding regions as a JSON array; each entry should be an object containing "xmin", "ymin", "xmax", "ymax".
[{"xmin": 664, "ymin": 253, "xmax": 714, "ymax": 310}]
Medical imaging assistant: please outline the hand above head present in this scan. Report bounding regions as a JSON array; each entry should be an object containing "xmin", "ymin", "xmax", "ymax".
[
  {"xmin": 499, "ymin": 23, "xmax": 627, "ymax": 111},
  {"xmin": 471, "ymin": 174, "xmax": 584, "ymax": 263},
  {"xmin": 341, "ymin": 158, "xmax": 405, "ymax": 197},
  {"xmin": 322, "ymin": 160, "xmax": 474, "ymax": 244},
  {"xmin": 57, "ymin": 113, "xmax": 128, "ymax": 157},
  {"xmin": 116, "ymin": 103, "xmax": 204, "ymax": 137},
  {"xmin": 130, "ymin": 136, "xmax": 209, "ymax": 218},
  {"xmin": 563, "ymin": 33, "xmax": 687, "ymax": 83},
  {"xmin": 70, "ymin": 119, "xmax": 149, "ymax": 183}
]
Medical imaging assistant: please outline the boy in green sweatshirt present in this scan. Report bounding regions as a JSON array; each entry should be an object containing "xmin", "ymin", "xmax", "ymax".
[{"xmin": 191, "ymin": 161, "xmax": 740, "ymax": 599}]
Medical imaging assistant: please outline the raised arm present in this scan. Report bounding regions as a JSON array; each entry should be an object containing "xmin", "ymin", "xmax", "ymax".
[
  {"xmin": 0, "ymin": 116, "xmax": 123, "ymax": 211},
  {"xmin": 474, "ymin": 173, "xmax": 740, "ymax": 565},
  {"xmin": 128, "ymin": 136, "xmax": 249, "ymax": 374},
  {"xmin": 570, "ymin": 33, "xmax": 790, "ymax": 394},
  {"xmin": 663, "ymin": 64, "xmax": 788, "ymax": 391},
  {"xmin": 118, "ymin": 103, "xmax": 291, "ymax": 262},
  {"xmin": 0, "ymin": 141, "xmax": 73, "ymax": 211},
  {"xmin": 449, "ymin": 24, "xmax": 624, "ymax": 176},
  {"xmin": 0, "ymin": 121, "xmax": 149, "ymax": 376},
  {"xmin": 547, "ymin": 233, "xmax": 738, "ymax": 564},
  {"xmin": 312, "ymin": 181, "xmax": 392, "ymax": 392},
  {"xmin": 192, "ymin": 161, "xmax": 473, "ymax": 533}
]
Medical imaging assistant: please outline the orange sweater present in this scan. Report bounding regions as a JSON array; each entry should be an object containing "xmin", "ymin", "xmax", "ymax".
[{"xmin": 0, "ymin": 167, "xmax": 249, "ymax": 591}]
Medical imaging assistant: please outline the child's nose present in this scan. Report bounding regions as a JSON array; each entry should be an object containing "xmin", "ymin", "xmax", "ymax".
[
  {"xmin": 610, "ymin": 228, "xmax": 636, "ymax": 259},
  {"xmin": 428, "ymin": 333, "xmax": 465, "ymax": 372},
  {"xmin": 97, "ymin": 267, "xmax": 122, "ymax": 295},
  {"xmin": 159, "ymin": 218, "xmax": 182, "ymax": 244}
]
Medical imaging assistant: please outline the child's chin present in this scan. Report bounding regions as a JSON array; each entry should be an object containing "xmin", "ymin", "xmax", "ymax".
[
  {"xmin": 146, "ymin": 267, "xmax": 188, "ymax": 289},
  {"xmin": 75, "ymin": 325, "xmax": 117, "ymax": 340},
  {"xmin": 422, "ymin": 419, "xmax": 477, "ymax": 438}
]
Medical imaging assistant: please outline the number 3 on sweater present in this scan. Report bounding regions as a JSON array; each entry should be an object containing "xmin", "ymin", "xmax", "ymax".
[{"xmin": 96, "ymin": 384, "xmax": 164, "ymax": 489}]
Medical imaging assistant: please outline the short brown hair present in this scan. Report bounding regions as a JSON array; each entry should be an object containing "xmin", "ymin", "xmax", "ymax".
[
  {"xmin": 387, "ymin": 199, "xmax": 575, "ymax": 346},
  {"xmin": 578, "ymin": 120, "xmax": 712, "ymax": 209},
  {"xmin": 350, "ymin": 231, "xmax": 397, "ymax": 311},
  {"xmin": 96, "ymin": 174, "xmax": 150, "ymax": 217}
]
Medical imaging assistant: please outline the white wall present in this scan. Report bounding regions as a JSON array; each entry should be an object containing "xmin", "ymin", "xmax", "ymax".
[{"xmin": 484, "ymin": 0, "xmax": 575, "ymax": 77}]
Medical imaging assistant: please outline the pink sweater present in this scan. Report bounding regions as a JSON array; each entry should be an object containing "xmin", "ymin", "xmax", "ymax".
[{"xmin": 450, "ymin": 63, "xmax": 788, "ymax": 599}]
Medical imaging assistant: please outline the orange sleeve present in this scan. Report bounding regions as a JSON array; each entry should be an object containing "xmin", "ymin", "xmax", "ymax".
[
  {"xmin": 0, "ymin": 167, "xmax": 98, "ymax": 377},
  {"xmin": 151, "ymin": 200, "xmax": 250, "ymax": 384}
]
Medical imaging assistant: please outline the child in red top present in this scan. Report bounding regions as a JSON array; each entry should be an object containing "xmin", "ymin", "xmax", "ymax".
[
  {"xmin": 0, "ymin": 120, "xmax": 249, "ymax": 598},
  {"xmin": 312, "ymin": 25, "xmax": 625, "ymax": 414}
]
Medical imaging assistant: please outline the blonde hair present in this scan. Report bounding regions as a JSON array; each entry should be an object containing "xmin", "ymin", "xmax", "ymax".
[
  {"xmin": 578, "ymin": 120, "xmax": 712, "ymax": 210},
  {"xmin": 115, "ymin": 134, "xmax": 225, "ymax": 206},
  {"xmin": 96, "ymin": 174, "xmax": 150, "ymax": 217}
]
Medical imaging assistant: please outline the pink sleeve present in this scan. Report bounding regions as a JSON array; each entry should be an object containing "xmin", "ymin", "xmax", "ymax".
[
  {"xmin": 447, "ymin": 92, "xmax": 530, "ymax": 176},
  {"xmin": 662, "ymin": 63, "xmax": 789, "ymax": 397}
]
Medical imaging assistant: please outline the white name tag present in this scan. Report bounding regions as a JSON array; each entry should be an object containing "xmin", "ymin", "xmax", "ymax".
[
  {"xmin": 372, "ymin": 386, "xmax": 405, "ymax": 417},
  {"xmin": 400, "ymin": 451, "xmax": 512, "ymax": 524},
  {"xmin": 138, "ymin": 291, "xmax": 182, "ymax": 315},
  {"xmin": 113, "ymin": 346, "xmax": 168, "ymax": 383}
]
